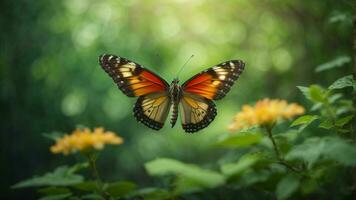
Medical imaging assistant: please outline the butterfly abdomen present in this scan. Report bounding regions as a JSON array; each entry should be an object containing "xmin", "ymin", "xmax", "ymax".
[
  {"xmin": 170, "ymin": 102, "xmax": 179, "ymax": 127},
  {"xmin": 169, "ymin": 79, "xmax": 182, "ymax": 128}
]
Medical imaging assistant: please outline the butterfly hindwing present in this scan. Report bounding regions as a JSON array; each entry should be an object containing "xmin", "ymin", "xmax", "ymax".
[
  {"xmin": 179, "ymin": 92, "xmax": 217, "ymax": 133},
  {"xmin": 182, "ymin": 60, "xmax": 245, "ymax": 100},
  {"xmin": 99, "ymin": 54, "xmax": 169, "ymax": 97},
  {"xmin": 134, "ymin": 91, "xmax": 171, "ymax": 130}
]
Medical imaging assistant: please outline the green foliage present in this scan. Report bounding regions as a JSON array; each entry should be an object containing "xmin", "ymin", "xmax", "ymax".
[
  {"xmin": 38, "ymin": 193, "xmax": 72, "ymax": 200},
  {"xmin": 145, "ymin": 158, "xmax": 225, "ymax": 194},
  {"xmin": 42, "ymin": 131, "xmax": 65, "ymax": 141},
  {"xmin": 275, "ymin": 174, "xmax": 300, "ymax": 200},
  {"xmin": 73, "ymin": 182, "xmax": 98, "ymax": 192},
  {"xmin": 12, "ymin": 166, "xmax": 84, "ymax": 188},
  {"xmin": 220, "ymin": 153, "xmax": 268, "ymax": 178},
  {"xmin": 290, "ymin": 115, "xmax": 319, "ymax": 131},
  {"xmin": 329, "ymin": 75, "xmax": 356, "ymax": 90},
  {"xmin": 335, "ymin": 115, "xmax": 353, "ymax": 127},
  {"xmin": 315, "ymin": 55, "xmax": 351, "ymax": 72},
  {"xmin": 105, "ymin": 181, "xmax": 137, "ymax": 198},
  {"xmin": 215, "ymin": 131, "xmax": 263, "ymax": 148},
  {"xmin": 286, "ymin": 137, "xmax": 356, "ymax": 168},
  {"xmin": 129, "ymin": 188, "xmax": 171, "ymax": 200},
  {"xmin": 297, "ymin": 85, "xmax": 328, "ymax": 104}
]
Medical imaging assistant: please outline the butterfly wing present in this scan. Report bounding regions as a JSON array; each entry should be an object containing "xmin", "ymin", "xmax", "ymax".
[
  {"xmin": 179, "ymin": 92, "xmax": 217, "ymax": 133},
  {"xmin": 182, "ymin": 60, "xmax": 245, "ymax": 100},
  {"xmin": 134, "ymin": 91, "xmax": 171, "ymax": 130},
  {"xmin": 99, "ymin": 54, "xmax": 169, "ymax": 97},
  {"xmin": 179, "ymin": 60, "xmax": 245, "ymax": 133},
  {"xmin": 99, "ymin": 54, "xmax": 171, "ymax": 130}
]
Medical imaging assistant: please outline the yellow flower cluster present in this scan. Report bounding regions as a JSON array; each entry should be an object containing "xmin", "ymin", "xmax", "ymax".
[
  {"xmin": 50, "ymin": 127, "xmax": 123, "ymax": 155},
  {"xmin": 228, "ymin": 98, "xmax": 305, "ymax": 131}
]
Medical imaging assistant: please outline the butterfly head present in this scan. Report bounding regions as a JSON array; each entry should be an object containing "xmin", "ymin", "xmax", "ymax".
[{"xmin": 171, "ymin": 78, "xmax": 180, "ymax": 85}]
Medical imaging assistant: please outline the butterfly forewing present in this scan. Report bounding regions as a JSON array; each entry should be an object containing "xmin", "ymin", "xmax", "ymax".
[
  {"xmin": 99, "ymin": 54, "xmax": 169, "ymax": 97},
  {"xmin": 182, "ymin": 60, "xmax": 245, "ymax": 100}
]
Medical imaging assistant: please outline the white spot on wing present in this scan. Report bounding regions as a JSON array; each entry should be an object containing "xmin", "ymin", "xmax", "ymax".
[
  {"xmin": 122, "ymin": 72, "xmax": 133, "ymax": 77},
  {"xmin": 212, "ymin": 81, "xmax": 220, "ymax": 86},
  {"xmin": 100, "ymin": 55, "xmax": 105, "ymax": 63},
  {"xmin": 229, "ymin": 61, "xmax": 235, "ymax": 68},
  {"xmin": 219, "ymin": 75, "xmax": 226, "ymax": 80}
]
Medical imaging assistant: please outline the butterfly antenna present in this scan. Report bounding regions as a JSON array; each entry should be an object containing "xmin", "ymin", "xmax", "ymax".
[{"xmin": 177, "ymin": 54, "xmax": 194, "ymax": 79}]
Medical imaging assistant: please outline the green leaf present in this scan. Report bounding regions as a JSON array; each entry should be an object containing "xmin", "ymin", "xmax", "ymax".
[
  {"xmin": 238, "ymin": 169, "xmax": 271, "ymax": 186},
  {"xmin": 105, "ymin": 181, "xmax": 136, "ymax": 198},
  {"xmin": 335, "ymin": 115, "xmax": 353, "ymax": 127},
  {"xmin": 309, "ymin": 85, "xmax": 327, "ymax": 103},
  {"xmin": 215, "ymin": 132, "xmax": 262, "ymax": 148},
  {"xmin": 286, "ymin": 137, "xmax": 325, "ymax": 168},
  {"xmin": 43, "ymin": 131, "xmax": 65, "ymax": 141},
  {"xmin": 319, "ymin": 119, "xmax": 334, "ymax": 129},
  {"xmin": 220, "ymin": 153, "xmax": 262, "ymax": 177},
  {"xmin": 145, "ymin": 158, "xmax": 225, "ymax": 190},
  {"xmin": 73, "ymin": 181, "xmax": 97, "ymax": 192},
  {"xmin": 328, "ymin": 93, "xmax": 343, "ymax": 103},
  {"xmin": 38, "ymin": 187, "xmax": 71, "ymax": 195},
  {"xmin": 329, "ymin": 12, "xmax": 351, "ymax": 24},
  {"xmin": 12, "ymin": 166, "xmax": 84, "ymax": 188},
  {"xmin": 38, "ymin": 193, "xmax": 72, "ymax": 200},
  {"xmin": 290, "ymin": 115, "xmax": 318, "ymax": 129},
  {"xmin": 81, "ymin": 193, "xmax": 104, "ymax": 200},
  {"xmin": 297, "ymin": 86, "xmax": 311, "ymax": 100},
  {"xmin": 322, "ymin": 137, "xmax": 356, "ymax": 166},
  {"xmin": 297, "ymin": 85, "xmax": 327, "ymax": 103},
  {"xmin": 174, "ymin": 176, "xmax": 207, "ymax": 194},
  {"xmin": 129, "ymin": 188, "xmax": 171, "ymax": 200},
  {"xmin": 276, "ymin": 174, "xmax": 299, "ymax": 200},
  {"xmin": 286, "ymin": 137, "xmax": 356, "ymax": 168},
  {"xmin": 337, "ymin": 100, "xmax": 353, "ymax": 115},
  {"xmin": 300, "ymin": 179, "xmax": 318, "ymax": 195},
  {"xmin": 67, "ymin": 162, "xmax": 89, "ymax": 174},
  {"xmin": 311, "ymin": 103, "xmax": 323, "ymax": 111},
  {"xmin": 315, "ymin": 56, "xmax": 351, "ymax": 72},
  {"xmin": 329, "ymin": 75, "xmax": 356, "ymax": 90}
]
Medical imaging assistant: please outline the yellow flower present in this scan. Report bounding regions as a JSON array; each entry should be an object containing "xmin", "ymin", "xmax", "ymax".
[
  {"xmin": 50, "ymin": 127, "xmax": 123, "ymax": 155},
  {"xmin": 228, "ymin": 98, "xmax": 305, "ymax": 131}
]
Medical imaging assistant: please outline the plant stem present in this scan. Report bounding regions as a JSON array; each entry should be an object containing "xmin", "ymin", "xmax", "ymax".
[
  {"xmin": 86, "ymin": 153, "xmax": 111, "ymax": 200},
  {"xmin": 265, "ymin": 126, "xmax": 302, "ymax": 173}
]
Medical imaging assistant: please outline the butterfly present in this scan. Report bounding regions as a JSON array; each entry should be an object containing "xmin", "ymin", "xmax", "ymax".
[{"xmin": 99, "ymin": 54, "xmax": 245, "ymax": 133}]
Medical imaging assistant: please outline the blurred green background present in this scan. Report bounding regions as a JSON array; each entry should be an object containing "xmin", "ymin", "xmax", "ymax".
[{"xmin": 0, "ymin": 0, "xmax": 352, "ymax": 199}]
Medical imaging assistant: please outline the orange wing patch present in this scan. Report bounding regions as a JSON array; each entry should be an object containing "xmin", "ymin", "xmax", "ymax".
[
  {"xmin": 183, "ymin": 73, "xmax": 218, "ymax": 99},
  {"xmin": 182, "ymin": 60, "xmax": 245, "ymax": 100},
  {"xmin": 99, "ymin": 55, "xmax": 169, "ymax": 97}
]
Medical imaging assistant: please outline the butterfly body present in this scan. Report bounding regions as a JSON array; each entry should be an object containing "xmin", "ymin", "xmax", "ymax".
[
  {"xmin": 169, "ymin": 78, "xmax": 182, "ymax": 128},
  {"xmin": 99, "ymin": 54, "xmax": 245, "ymax": 133}
]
